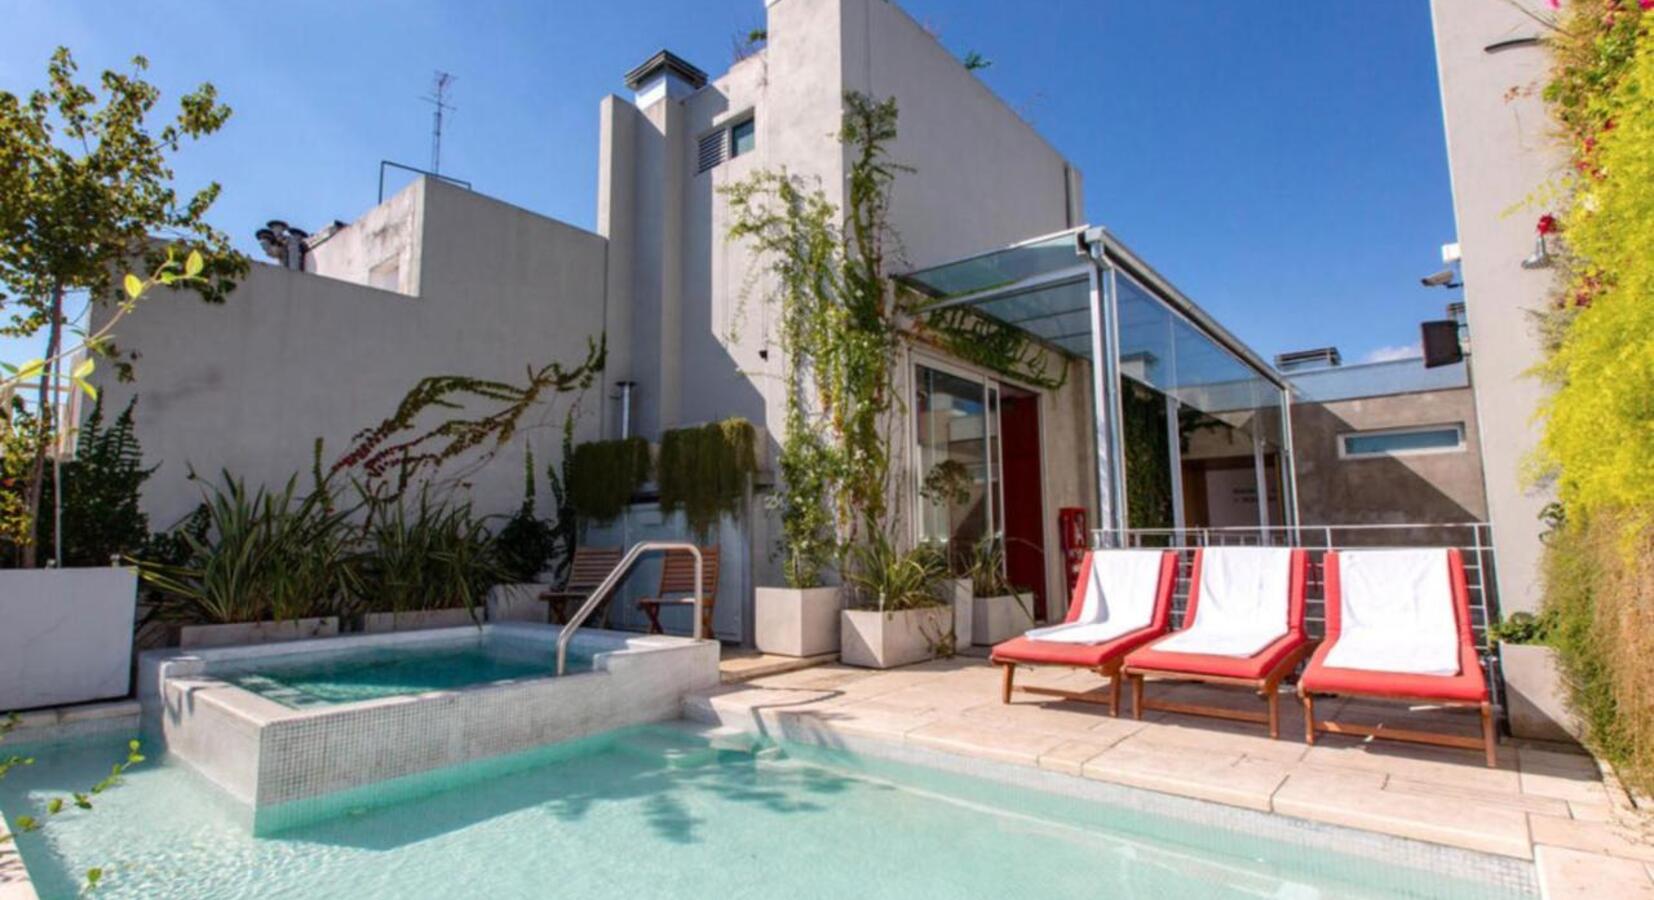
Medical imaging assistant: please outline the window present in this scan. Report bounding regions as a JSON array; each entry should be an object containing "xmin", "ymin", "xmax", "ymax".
[
  {"xmin": 729, "ymin": 117, "xmax": 756, "ymax": 157},
  {"xmin": 1339, "ymin": 424, "xmax": 1465, "ymax": 459},
  {"xmin": 695, "ymin": 115, "xmax": 755, "ymax": 174}
]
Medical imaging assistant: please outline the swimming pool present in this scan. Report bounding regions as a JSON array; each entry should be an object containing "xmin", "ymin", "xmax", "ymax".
[
  {"xmin": 1, "ymin": 724, "xmax": 1535, "ymax": 899},
  {"xmin": 217, "ymin": 634, "xmax": 596, "ymax": 708}
]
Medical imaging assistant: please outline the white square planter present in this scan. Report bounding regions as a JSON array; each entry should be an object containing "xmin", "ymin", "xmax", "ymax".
[
  {"xmin": 1500, "ymin": 642, "xmax": 1582, "ymax": 744},
  {"xmin": 840, "ymin": 607, "xmax": 948, "ymax": 669},
  {"xmin": 944, "ymin": 578, "xmax": 972, "ymax": 654},
  {"xmin": 0, "ymin": 567, "xmax": 137, "ymax": 711},
  {"xmin": 362, "ymin": 608, "xmax": 481, "ymax": 633},
  {"xmin": 755, "ymin": 586, "xmax": 841, "ymax": 657},
  {"xmin": 971, "ymin": 593, "xmax": 1036, "ymax": 646}
]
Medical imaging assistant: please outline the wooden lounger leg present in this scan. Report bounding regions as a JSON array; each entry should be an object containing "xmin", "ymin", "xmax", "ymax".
[
  {"xmin": 1130, "ymin": 674, "xmax": 1145, "ymax": 721},
  {"xmin": 1267, "ymin": 689, "xmax": 1280, "ymax": 740},
  {"xmin": 1108, "ymin": 669, "xmax": 1123, "ymax": 717},
  {"xmin": 1302, "ymin": 692, "xmax": 1317, "ymax": 746},
  {"xmin": 1481, "ymin": 701, "xmax": 1496, "ymax": 768},
  {"xmin": 641, "ymin": 602, "xmax": 664, "ymax": 634},
  {"xmin": 1000, "ymin": 663, "xmax": 1015, "ymax": 704}
]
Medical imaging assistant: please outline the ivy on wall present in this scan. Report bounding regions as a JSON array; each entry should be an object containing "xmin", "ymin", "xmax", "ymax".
[
  {"xmin": 657, "ymin": 418, "xmax": 758, "ymax": 539},
  {"xmin": 722, "ymin": 92, "xmax": 912, "ymax": 586},
  {"xmin": 1121, "ymin": 379, "xmax": 1174, "ymax": 530},
  {"xmin": 916, "ymin": 306, "xmax": 1068, "ymax": 390},
  {"xmin": 566, "ymin": 435, "xmax": 650, "ymax": 525}
]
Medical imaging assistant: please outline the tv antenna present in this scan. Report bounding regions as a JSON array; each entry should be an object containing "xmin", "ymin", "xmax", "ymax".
[{"xmin": 423, "ymin": 71, "xmax": 457, "ymax": 174}]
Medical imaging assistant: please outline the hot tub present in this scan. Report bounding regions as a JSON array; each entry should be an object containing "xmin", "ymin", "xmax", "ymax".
[{"xmin": 137, "ymin": 623, "xmax": 718, "ymax": 832}]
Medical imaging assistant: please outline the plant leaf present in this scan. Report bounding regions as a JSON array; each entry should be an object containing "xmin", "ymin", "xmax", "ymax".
[
  {"xmin": 73, "ymin": 357, "xmax": 95, "ymax": 380},
  {"xmin": 185, "ymin": 250, "xmax": 204, "ymax": 277},
  {"xmin": 123, "ymin": 274, "xmax": 143, "ymax": 299}
]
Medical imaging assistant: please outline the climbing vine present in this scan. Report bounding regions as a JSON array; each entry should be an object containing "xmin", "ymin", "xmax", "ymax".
[
  {"xmin": 916, "ymin": 305, "xmax": 1068, "ymax": 390},
  {"xmin": 657, "ymin": 417, "xmax": 758, "ymax": 539},
  {"xmin": 723, "ymin": 92, "xmax": 914, "ymax": 586},
  {"xmin": 331, "ymin": 336, "xmax": 605, "ymax": 496}
]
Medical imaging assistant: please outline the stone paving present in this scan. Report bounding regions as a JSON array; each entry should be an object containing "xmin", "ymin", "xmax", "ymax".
[{"xmin": 685, "ymin": 656, "xmax": 1654, "ymax": 899}]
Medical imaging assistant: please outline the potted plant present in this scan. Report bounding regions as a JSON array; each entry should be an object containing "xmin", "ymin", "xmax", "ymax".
[
  {"xmin": 840, "ymin": 533, "xmax": 951, "ymax": 669},
  {"xmin": 1491, "ymin": 611, "xmax": 1580, "ymax": 743},
  {"xmin": 137, "ymin": 472, "xmax": 353, "ymax": 648},
  {"xmin": 964, "ymin": 536, "xmax": 1035, "ymax": 646},
  {"xmin": 356, "ymin": 489, "xmax": 502, "ymax": 633}
]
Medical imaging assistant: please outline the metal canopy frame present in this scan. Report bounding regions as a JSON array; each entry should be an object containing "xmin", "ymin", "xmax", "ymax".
[{"xmin": 898, "ymin": 225, "xmax": 1300, "ymax": 538}]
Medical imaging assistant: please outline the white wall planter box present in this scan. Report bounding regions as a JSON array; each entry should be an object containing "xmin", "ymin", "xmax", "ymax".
[
  {"xmin": 944, "ymin": 579, "xmax": 972, "ymax": 654},
  {"xmin": 177, "ymin": 616, "xmax": 339, "ymax": 649},
  {"xmin": 840, "ymin": 607, "xmax": 948, "ymax": 670},
  {"xmin": 486, "ymin": 583, "xmax": 551, "ymax": 623},
  {"xmin": 971, "ymin": 593, "xmax": 1036, "ymax": 646},
  {"xmin": 0, "ymin": 567, "xmax": 138, "ymax": 711},
  {"xmin": 755, "ymin": 587, "xmax": 841, "ymax": 657},
  {"xmin": 1500, "ymin": 642, "xmax": 1582, "ymax": 744},
  {"xmin": 362, "ymin": 608, "xmax": 481, "ymax": 634}
]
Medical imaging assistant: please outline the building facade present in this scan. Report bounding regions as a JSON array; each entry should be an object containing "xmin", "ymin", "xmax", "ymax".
[
  {"xmin": 1430, "ymin": 1, "xmax": 1564, "ymax": 614},
  {"xmin": 99, "ymin": 0, "xmax": 1294, "ymax": 641}
]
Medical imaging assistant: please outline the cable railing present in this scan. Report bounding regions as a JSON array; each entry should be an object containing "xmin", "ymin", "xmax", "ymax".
[
  {"xmin": 555, "ymin": 541, "xmax": 706, "ymax": 675},
  {"xmin": 1092, "ymin": 523, "xmax": 1505, "ymax": 710}
]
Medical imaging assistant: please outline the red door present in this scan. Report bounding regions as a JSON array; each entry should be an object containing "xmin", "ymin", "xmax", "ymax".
[{"xmin": 999, "ymin": 391, "xmax": 1048, "ymax": 619}]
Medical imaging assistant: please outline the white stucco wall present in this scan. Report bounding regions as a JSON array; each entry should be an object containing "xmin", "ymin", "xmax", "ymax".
[
  {"xmin": 1430, "ymin": 2, "xmax": 1564, "ymax": 613},
  {"xmin": 95, "ymin": 178, "xmax": 608, "ymax": 528}
]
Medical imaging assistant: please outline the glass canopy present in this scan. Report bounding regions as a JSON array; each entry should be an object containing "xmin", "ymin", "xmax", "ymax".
[{"xmin": 899, "ymin": 226, "xmax": 1297, "ymax": 538}]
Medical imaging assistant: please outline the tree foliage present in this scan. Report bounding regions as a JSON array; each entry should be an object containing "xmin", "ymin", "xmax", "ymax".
[
  {"xmin": 32, "ymin": 395, "xmax": 154, "ymax": 567},
  {"xmin": 0, "ymin": 47, "xmax": 244, "ymax": 566}
]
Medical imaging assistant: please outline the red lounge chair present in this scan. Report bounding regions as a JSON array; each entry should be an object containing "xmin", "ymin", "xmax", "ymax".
[
  {"xmin": 1298, "ymin": 548, "xmax": 1496, "ymax": 766},
  {"xmin": 1122, "ymin": 547, "xmax": 1312, "ymax": 739},
  {"xmin": 990, "ymin": 549, "xmax": 1178, "ymax": 716}
]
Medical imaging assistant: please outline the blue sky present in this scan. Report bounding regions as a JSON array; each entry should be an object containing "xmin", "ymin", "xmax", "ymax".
[{"xmin": 0, "ymin": 0, "xmax": 1459, "ymax": 367}]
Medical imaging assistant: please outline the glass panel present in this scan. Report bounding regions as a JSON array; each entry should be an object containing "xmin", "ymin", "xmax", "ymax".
[
  {"xmin": 1343, "ymin": 427, "xmax": 1462, "ymax": 456},
  {"xmin": 730, "ymin": 118, "xmax": 755, "ymax": 157},
  {"xmin": 915, "ymin": 365, "xmax": 991, "ymax": 555},
  {"xmin": 904, "ymin": 233, "xmax": 1087, "ymax": 299},
  {"xmin": 1121, "ymin": 378, "xmax": 1174, "ymax": 529}
]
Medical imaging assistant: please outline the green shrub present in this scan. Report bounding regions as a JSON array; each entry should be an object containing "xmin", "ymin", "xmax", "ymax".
[
  {"xmin": 1533, "ymin": 5, "xmax": 1654, "ymax": 793},
  {"xmin": 136, "ymin": 472, "xmax": 357, "ymax": 624},
  {"xmin": 354, "ymin": 487, "xmax": 502, "ymax": 616}
]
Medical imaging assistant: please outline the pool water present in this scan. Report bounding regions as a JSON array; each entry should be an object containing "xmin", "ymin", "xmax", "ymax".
[
  {"xmin": 218, "ymin": 636, "xmax": 595, "ymax": 708},
  {"xmin": 0, "ymin": 726, "xmax": 1533, "ymax": 899}
]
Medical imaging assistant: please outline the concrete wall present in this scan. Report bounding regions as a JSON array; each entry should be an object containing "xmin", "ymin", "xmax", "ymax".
[
  {"xmin": 597, "ymin": 0, "xmax": 1085, "ymax": 593},
  {"xmin": 1430, "ymin": 2, "xmax": 1564, "ymax": 612},
  {"xmin": 1291, "ymin": 387, "xmax": 1488, "ymax": 526},
  {"xmin": 96, "ymin": 178, "xmax": 607, "ymax": 528}
]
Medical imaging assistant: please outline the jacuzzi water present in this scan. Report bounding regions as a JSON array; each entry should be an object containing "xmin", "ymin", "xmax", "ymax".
[
  {"xmin": 215, "ymin": 633, "xmax": 596, "ymax": 708},
  {"xmin": 0, "ymin": 724, "xmax": 1533, "ymax": 899}
]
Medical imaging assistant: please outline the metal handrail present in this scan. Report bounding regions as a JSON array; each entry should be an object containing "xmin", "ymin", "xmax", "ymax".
[{"xmin": 555, "ymin": 541, "xmax": 705, "ymax": 675}]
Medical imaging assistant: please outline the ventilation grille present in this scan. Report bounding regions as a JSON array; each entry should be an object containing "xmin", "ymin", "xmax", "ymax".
[{"xmin": 696, "ymin": 130, "xmax": 727, "ymax": 174}]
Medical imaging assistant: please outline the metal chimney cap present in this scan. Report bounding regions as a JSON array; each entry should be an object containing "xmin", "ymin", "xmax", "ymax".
[{"xmin": 623, "ymin": 50, "xmax": 708, "ymax": 91}]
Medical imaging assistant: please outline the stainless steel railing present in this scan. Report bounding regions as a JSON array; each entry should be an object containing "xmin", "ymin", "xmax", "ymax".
[{"xmin": 555, "ymin": 541, "xmax": 706, "ymax": 675}]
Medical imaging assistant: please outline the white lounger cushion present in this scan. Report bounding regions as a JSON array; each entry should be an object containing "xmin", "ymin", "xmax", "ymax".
[
  {"xmin": 1153, "ymin": 547, "xmax": 1293, "ymax": 658},
  {"xmin": 1323, "ymin": 549, "xmax": 1461, "ymax": 676},
  {"xmin": 1024, "ymin": 550, "xmax": 1164, "ymax": 645}
]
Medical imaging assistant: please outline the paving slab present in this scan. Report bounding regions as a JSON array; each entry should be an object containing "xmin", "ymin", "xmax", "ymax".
[{"xmin": 1534, "ymin": 845, "xmax": 1654, "ymax": 899}]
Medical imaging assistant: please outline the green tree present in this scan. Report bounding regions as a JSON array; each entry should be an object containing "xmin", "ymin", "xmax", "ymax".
[{"xmin": 0, "ymin": 47, "xmax": 244, "ymax": 567}]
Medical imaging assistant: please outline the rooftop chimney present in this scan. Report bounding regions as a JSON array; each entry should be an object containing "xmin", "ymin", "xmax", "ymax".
[{"xmin": 623, "ymin": 50, "xmax": 708, "ymax": 107}]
